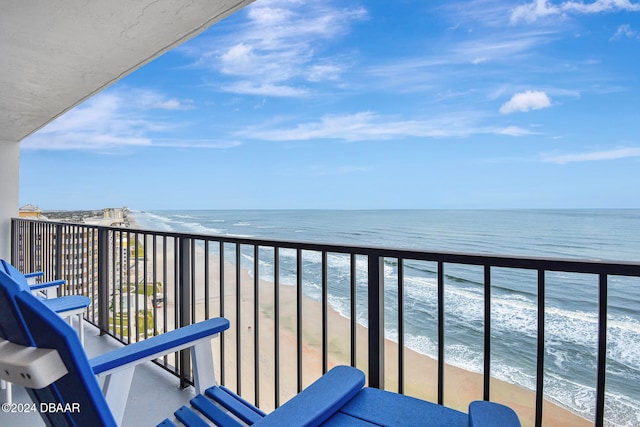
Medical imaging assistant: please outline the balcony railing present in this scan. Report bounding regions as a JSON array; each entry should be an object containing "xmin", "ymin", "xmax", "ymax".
[{"xmin": 10, "ymin": 217, "xmax": 640, "ymax": 427}]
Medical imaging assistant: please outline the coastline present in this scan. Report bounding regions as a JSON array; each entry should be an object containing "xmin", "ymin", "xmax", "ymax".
[
  {"xmin": 249, "ymin": 270, "xmax": 591, "ymax": 427},
  {"xmin": 132, "ymin": 225, "xmax": 591, "ymax": 427}
]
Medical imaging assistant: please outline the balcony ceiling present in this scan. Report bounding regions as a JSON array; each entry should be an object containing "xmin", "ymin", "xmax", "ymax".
[{"xmin": 0, "ymin": 0, "xmax": 253, "ymax": 144}]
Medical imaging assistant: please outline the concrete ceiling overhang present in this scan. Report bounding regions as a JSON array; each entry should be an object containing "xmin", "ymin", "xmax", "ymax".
[{"xmin": 1, "ymin": 0, "xmax": 254, "ymax": 143}]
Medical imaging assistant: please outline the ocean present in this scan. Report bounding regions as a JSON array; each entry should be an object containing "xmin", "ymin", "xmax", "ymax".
[{"xmin": 133, "ymin": 209, "xmax": 640, "ymax": 426}]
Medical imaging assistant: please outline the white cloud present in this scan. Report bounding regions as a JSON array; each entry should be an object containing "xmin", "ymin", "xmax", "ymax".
[
  {"xmin": 358, "ymin": 27, "xmax": 558, "ymax": 98},
  {"xmin": 611, "ymin": 24, "xmax": 640, "ymax": 40},
  {"xmin": 511, "ymin": 0, "xmax": 640, "ymax": 23},
  {"xmin": 133, "ymin": 89, "xmax": 194, "ymax": 111},
  {"xmin": 234, "ymin": 111, "xmax": 529, "ymax": 142},
  {"xmin": 498, "ymin": 126, "xmax": 537, "ymax": 136},
  {"xmin": 561, "ymin": 0, "xmax": 640, "ymax": 13},
  {"xmin": 220, "ymin": 43, "xmax": 258, "ymax": 75},
  {"xmin": 500, "ymin": 91, "xmax": 552, "ymax": 114},
  {"xmin": 23, "ymin": 93, "xmax": 150, "ymax": 151},
  {"xmin": 193, "ymin": 1, "xmax": 367, "ymax": 97},
  {"xmin": 153, "ymin": 139, "xmax": 242, "ymax": 149},
  {"xmin": 510, "ymin": 0, "xmax": 563, "ymax": 22},
  {"xmin": 22, "ymin": 89, "xmax": 209, "ymax": 151},
  {"xmin": 224, "ymin": 81, "xmax": 309, "ymax": 97},
  {"xmin": 541, "ymin": 147, "xmax": 640, "ymax": 163},
  {"xmin": 306, "ymin": 63, "xmax": 344, "ymax": 82}
]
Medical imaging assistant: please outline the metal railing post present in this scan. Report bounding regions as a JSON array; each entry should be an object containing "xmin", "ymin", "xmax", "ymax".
[
  {"xmin": 595, "ymin": 274, "xmax": 608, "ymax": 427},
  {"xmin": 28, "ymin": 221, "xmax": 35, "ymax": 272},
  {"xmin": 483, "ymin": 265, "xmax": 491, "ymax": 401},
  {"xmin": 98, "ymin": 228, "xmax": 110, "ymax": 335},
  {"xmin": 54, "ymin": 224, "xmax": 63, "ymax": 296},
  {"xmin": 367, "ymin": 252, "xmax": 385, "ymax": 389},
  {"xmin": 178, "ymin": 236, "xmax": 192, "ymax": 388},
  {"xmin": 535, "ymin": 269, "xmax": 546, "ymax": 427}
]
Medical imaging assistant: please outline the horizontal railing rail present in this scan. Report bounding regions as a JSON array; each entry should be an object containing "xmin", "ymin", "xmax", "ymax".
[{"xmin": 10, "ymin": 217, "xmax": 640, "ymax": 427}]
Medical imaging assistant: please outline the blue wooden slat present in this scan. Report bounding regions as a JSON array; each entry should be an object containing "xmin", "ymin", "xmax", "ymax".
[
  {"xmin": 191, "ymin": 394, "xmax": 245, "ymax": 427},
  {"xmin": 175, "ymin": 406, "xmax": 211, "ymax": 427},
  {"xmin": 206, "ymin": 386, "xmax": 265, "ymax": 424},
  {"xmin": 43, "ymin": 295, "xmax": 91, "ymax": 312},
  {"xmin": 252, "ymin": 366, "xmax": 365, "ymax": 427},
  {"xmin": 468, "ymin": 401, "xmax": 522, "ymax": 427},
  {"xmin": 338, "ymin": 388, "xmax": 467, "ymax": 427}
]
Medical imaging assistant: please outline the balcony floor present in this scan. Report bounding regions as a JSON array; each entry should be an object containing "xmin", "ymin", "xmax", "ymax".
[{"xmin": 1, "ymin": 321, "xmax": 199, "ymax": 426}]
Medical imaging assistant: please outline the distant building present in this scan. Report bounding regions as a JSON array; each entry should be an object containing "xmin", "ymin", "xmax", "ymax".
[
  {"xmin": 13, "ymin": 207, "xmax": 133, "ymax": 311},
  {"xmin": 104, "ymin": 207, "xmax": 123, "ymax": 220},
  {"xmin": 103, "ymin": 207, "xmax": 126, "ymax": 226},
  {"xmin": 19, "ymin": 204, "xmax": 45, "ymax": 219}
]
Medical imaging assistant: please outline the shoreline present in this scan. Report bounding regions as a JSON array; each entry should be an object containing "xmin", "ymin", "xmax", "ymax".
[
  {"xmin": 251, "ymin": 272, "xmax": 591, "ymax": 427},
  {"xmin": 133, "ymin": 230, "xmax": 591, "ymax": 427}
]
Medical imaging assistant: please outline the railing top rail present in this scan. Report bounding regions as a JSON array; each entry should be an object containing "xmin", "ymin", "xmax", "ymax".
[{"xmin": 13, "ymin": 218, "xmax": 640, "ymax": 277}]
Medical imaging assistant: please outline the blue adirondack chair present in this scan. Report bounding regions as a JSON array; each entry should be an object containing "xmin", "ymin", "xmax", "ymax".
[
  {"xmin": 0, "ymin": 260, "xmax": 90, "ymax": 344},
  {"xmin": 0, "ymin": 267, "xmax": 521, "ymax": 427},
  {"xmin": 0, "ymin": 267, "xmax": 230, "ymax": 425},
  {"xmin": 0, "ymin": 260, "xmax": 92, "ymax": 405}
]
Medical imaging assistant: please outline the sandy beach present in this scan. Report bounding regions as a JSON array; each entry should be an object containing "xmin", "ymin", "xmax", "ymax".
[{"xmin": 129, "ymin": 228, "xmax": 592, "ymax": 427}]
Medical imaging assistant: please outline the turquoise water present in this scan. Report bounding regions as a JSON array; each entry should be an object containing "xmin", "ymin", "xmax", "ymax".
[{"xmin": 133, "ymin": 209, "xmax": 640, "ymax": 426}]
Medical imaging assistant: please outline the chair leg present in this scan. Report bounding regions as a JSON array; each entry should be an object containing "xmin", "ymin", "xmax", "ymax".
[
  {"xmin": 102, "ymin": 367, "xmax": 135, "ymax": 426},
  {"xmin": 78, "ymin": 313, "xmax": 84, "ymax": 346},
  {"xmin": 1, "ymin": 380, "xmax": 11, "ymax": 405},
  {"xmin": 191, "ymin": 340, "xmax": 216, "ymax": 394}
]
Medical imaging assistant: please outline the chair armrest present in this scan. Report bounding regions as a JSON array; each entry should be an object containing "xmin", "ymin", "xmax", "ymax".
[
  {"xmin": 29, "ymin": 279, "xmax": 65, "ymax": 291},
  {"xmin": 90, "ymin": 317, "xmax": 230, "ymax": 376},
  {"xmin": 468, "ymin": 401, "xmax": 521, "ymax": 427},
  {"xmin": 92, "ymin": 317, "xmax": 229, "ymax": 426},
  {"xmin": 24, "ymin": 271, "xmax": 44, "ymax": 284},
  {"xmin": 253, "ymin": 366, "xmax": 365, "ymax": 427}
]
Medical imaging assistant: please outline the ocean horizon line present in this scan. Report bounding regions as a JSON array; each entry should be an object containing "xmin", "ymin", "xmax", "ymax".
[{"xmin": 131, "ymin": 207, "xmax": 640, "ymax": 212}]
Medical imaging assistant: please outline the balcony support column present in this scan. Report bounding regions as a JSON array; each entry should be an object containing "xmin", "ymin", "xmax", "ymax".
[
  {"xmin": 367, "ymin": 253, "xmax": 385, "ymax": 389},
  {"xmin": 178, "ymin": 236, "xmax": 192, "ymax": 388},
  {"xmin": 0, "ymin": 140, "xmax": 19, "ymax": 262},
  {"xmin": 98, "ymin": 228, "xmax": 111, "ymax": 335}
]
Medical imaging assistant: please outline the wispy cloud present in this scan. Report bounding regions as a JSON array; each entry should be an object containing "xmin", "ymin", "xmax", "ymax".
[
  {"xmin": 360, "ymin": 28, "xmax": 556, "ymax": 95},
  {"xmin": 511, "ymin": 0, "xmax": 640, "ymax": 23},
  {"xmin": 310, "ymin": 164, "xmax": 372, "ymax": 176},
  {"xmin": 439, "ymin": 0, "xmax": 516, "ymax": 28},
  {"xmin": 453, "ymin": 31, "xmax": 557, "ymax": 64},
  {"xmin": 611, "ymin": 24, "xmax": 640, "ymax": 40},
  {"xmin": 234, "ymin": 111, "xmax": 533, "ymax": 141},
  {"xmin": 152, "ymin": 139, "xmax": 242, "ymax": 149},
  {"xmin": 21, "ymin": 89, "xmax": 222, "ymax": 151},
  {"xmin": 132, "ymin": 90, "xmax": 195, "ymax": 111},
  {"xmin": 500, "ymin": 90, "xmax": 552, "ymax": 114},
  {"xmin": 191, "ymin": 0, "xmax": 367, "ymax": 97},
  {"xmin": 498, "ymin": 126, "xmax": 538, "ymax": 136},
  {"xmin": 222, "ymin": 81, "xmax": 309, "ymax": 97},
  {"xmin": 541, "ymin": 146, "xmax": 640, "ymax": 163}
]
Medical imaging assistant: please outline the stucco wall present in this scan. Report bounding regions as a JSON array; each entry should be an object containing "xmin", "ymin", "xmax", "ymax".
[{"xmin": 0, "ymin": 141, "xmax": 19, "ymax": 261}]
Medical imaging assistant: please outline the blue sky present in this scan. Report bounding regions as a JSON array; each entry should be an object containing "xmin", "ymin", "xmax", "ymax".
[{"xmin": 20, "ymin": 0, "xmax": 640, "ymax": 210}]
